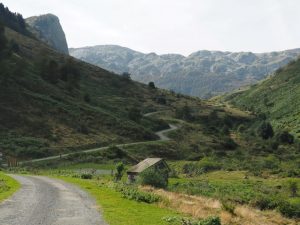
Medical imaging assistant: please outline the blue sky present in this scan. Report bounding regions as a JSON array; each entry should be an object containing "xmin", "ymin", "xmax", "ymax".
[{"xmin": 2, "ymin": 0, "xmax": 300, "ymax": 55}]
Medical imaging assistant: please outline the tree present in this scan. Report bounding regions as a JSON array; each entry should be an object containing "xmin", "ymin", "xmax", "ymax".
[
  {"xmin": 288, "ymin": 181, "xmax": 298, "ymax": 197},
  {"xmin": 148, "ymin": 81, "xmax": 156, "ymax": 89},
  {"xmin": 84, "ymin": 93, "xmax": 91, "ymax": 103},
  {"xmin": 41, "ymin": 59, "xmax": 59, "ymax": 84},
  {"xmin": 128, "ymin": 107, "xmax": 142, "ymax": 122},
  {"xmin": 122, "ymin": 72, "xmax": 131, "ymax": 80},
  {"xmin": 60, "ymin": 59, "xmax": 81, "ymax": 90},
  {"xmin": 114, "ymin": 162, "xmax": 125, "ymax": 182},
  {"xmin": 257, "ymin": 122, "xmax": 274, "ymax": 139},
  {"xmin": 155, "ymin": 95, "xmax": 166, "ymax": 105},
  {"xmin": 175, "ymin": 104, "xmax": 193, "ymax": 121},
  {"xmin": 0, "ymin": 22, "xmax": 7, "ymax": 53}
]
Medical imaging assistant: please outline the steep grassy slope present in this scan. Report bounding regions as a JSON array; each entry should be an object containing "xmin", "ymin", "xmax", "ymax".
[
  {"xmin": 224, "ymin": 59, "xmax": 300, "ymax": 138},
  {"xmin": 0, "ymin": 27, "xmax": 185, "ymax": 159}
]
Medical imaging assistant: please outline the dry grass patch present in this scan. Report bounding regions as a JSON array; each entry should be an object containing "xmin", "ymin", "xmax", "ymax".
[{"xmin": 141, "ymin": 186, "xmax": 299, "ymax": 225}]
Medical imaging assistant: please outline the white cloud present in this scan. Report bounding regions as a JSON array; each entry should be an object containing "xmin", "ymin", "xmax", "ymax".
[{"xmin": 2, "ymin": 0, "xmax": 300, "ymax": 55}]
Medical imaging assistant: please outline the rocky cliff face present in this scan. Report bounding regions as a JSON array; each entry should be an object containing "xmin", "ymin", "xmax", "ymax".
[
  {"xmin": 26, "ymin": 14, "xmax": 69, "ymax": 54},
  {"xmin": 70, "ymin": 46, "xmax": 300, "ymax": 98}
]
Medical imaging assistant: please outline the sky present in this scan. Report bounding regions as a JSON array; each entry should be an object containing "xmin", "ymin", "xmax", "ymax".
[{"xmin": 2, "ymin": 0, "xmax": 300, "ymax": 55}]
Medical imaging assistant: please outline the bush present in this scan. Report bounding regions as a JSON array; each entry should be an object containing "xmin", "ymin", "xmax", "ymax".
[
  {"xmin": 288, "ymin": 180, "xmax": 298, "ymax": 197},
  {"xmin": 175, "ymin": 105, "xmax": 193, "ymax": 121},
  {"xmin": 276, "ymin": 131, "xmax": 294, "ymax": 144},
  {"xmin": 222, "ymin": 137, "xmax": 237, "ymax": 150},
  {"xmin": 278, "ymin": 201, "xmax": 300, "ymax": 218},
  {"xmin": 199, "ymin": 217, "xmax": 221, "ymax": 225},
  {"xmin": 250, "ymin": 195, "xmax": 279, "ymax": 210},
  {"xmin": 164, "ymin": 216, "xmax": 221, "ymax": 225},
  {"xmin": 148, "ymin": 81, "xmax": 156, "ymax": 89},
  {"xmin": 115, "ymin": 184, "xmax": 160, "ymax": 203},
  {"xmin": 81, "ymin": 173, "xmax": 93, "ymax": 179},
  {"xmin": 114, "ymin": 162, "xmax": 125, "ymax": 181},
  {"xmin": 84, "ymin": 93, "xmax": 91, "ymax": 103},
  {"xmin": 182, "ymin": 158, "xmax": 221, "ymax": 176},
  {"xmin": 139, "ymin": 168, "xmax": 168, "ymax": 188},
  {"xmin": 257, "ymin": 122, "xmax": 274, "ymax": 139},
  {"xmin": 128, "ymin": 107, "xmax": 142, "ymax": 122},
  {"xmin": 221, "ymin": 200, "xmax": 236, "ymax": 215}
]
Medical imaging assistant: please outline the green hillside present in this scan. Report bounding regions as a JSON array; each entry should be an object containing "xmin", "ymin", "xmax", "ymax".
[
  {"xmin": 0, "ymin": 24, "xmax": 173, "ymax": 158},
  {"xmin": 0, "ymin": 17, "xmax": 242, "ymax": 160},
  {"xmin": 224, "ymin": 59, "xmax": 300, "ymax": 139}
]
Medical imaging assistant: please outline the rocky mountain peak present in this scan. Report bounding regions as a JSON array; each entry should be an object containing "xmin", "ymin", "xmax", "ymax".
[{"xmin": 26, "ymin": 14, "xmax": 69, "ymax": 54}]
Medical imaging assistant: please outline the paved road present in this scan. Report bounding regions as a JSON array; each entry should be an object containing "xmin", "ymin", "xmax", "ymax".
[{"xmin": 0, "ymin": 175, "xmax": 107, "ymax": 225}]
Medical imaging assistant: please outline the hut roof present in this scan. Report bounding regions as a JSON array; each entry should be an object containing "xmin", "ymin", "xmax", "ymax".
[{"xmin": 127, "ymin": 158, "xmax": 163, "ymax": 173}]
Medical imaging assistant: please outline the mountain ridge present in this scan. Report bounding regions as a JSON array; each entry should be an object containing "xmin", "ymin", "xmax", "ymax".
[{"xmin": 70, "ymin": 45, "xmax": 300, "ymax": 98}]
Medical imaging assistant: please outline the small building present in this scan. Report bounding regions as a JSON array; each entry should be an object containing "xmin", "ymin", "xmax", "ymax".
[{"xmin": 127, "ymin": 158, "xmax": 170, "ymax": 183}]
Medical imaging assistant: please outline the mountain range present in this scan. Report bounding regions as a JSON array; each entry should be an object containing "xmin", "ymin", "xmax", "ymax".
[
  {"xmin": 23, "ymin": 13, "xmax": 300, "ymax": 99},
  {"xmin": 69, "ymin": 45, "xmax": 300, "ymax": 98}
]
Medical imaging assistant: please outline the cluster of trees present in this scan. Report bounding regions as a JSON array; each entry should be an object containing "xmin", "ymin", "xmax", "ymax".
[
  {"xmin": 175, "ymin": 104, "xmax": 193, "ymax": 121},
  {"xmin": 0, "ymin": 3, "xmax": 29, "ymax": 36},
  {"xmin": 128, "ymin": 107, "xmax": 142, "ymax": 122},
  {"xmin": 257, "ymin": 121, "xmax": 294, "ymax": 144},
  {"xmin": 0, "ymin": 22, "xmax": 7, "ymax": 54},
  {"xmin": 40, "ymin": 59, "xmax": 81, "ymax": 91}
]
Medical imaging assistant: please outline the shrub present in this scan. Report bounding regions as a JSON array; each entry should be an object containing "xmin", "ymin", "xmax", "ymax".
[
  {"xmin": 121, "ymin": 72, "xmax": 131, "ymax": 80},
  {"xmin": 155, "ymin": 95, "xmax": 167, "ymax": 105},
  {"xmin": 128, "ymin": 107, "xmax": 142, "ymax": 122},
  {"xmin": 84, "ymin": 93, "xmax": 91, "ymax": 103},
  {"xmin": 199, "ymin": 217, "xmax": 221, "ymax": 225},
  {"xmin": 163, "ymin": 216, "xmax": 221, "ymax": 225},
  {"xmin": 221, "ymin": 200, "xmax": 236, "ymax": 215},
  {"xmin": 115, "ymin": 184, "xmax": 160, "ymax": 203},
  {"xmin": 139, "ymin": 168, "xmax": 168, "ymax": 188},
  {"xmin": 237, "ymin": 124, "xmax": 246, "ymax": 133},
  {"xmin": 81, "ymin": 173, "xmax": 93, "ymax": 179},
  {"xmin": 114, "ymin": 162, "xmax": 125, "ymax": 181},
  {"xmin": 175, "ymin": 105, "xmax": 193, "ymax": 121},
  {"xmin": 288, "ymin": 180, "xmax": 298, "ymax": 197},
  {"xmin": 276, "ymin": 131, "xmax": 294, "ymax": 144},
  {"xmin": 222, "ymin": 137, "xmax": 237, "ymax": 150},
  {"xmin": 278, "ymin": 201, "xmax": 300, "ymax": 218},
  {"xmin": 257, "ymin": 122, "xmax": 274, "ymax": 139},
  {"xmin": 148, "ymin": 81, "xmax": 156, "ymax": 89},
  {"xmin": 182, "ymin": 158, "xmax": 221, "ymax": 176},
  {"xmin": 250, "ymin": 195, "xmax": 279, "ymax": 210}
]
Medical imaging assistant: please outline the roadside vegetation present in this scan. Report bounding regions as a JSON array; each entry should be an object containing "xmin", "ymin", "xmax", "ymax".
[{"xmin": 0, "ymin": 172, "xmax": 20, "ymax": 202}]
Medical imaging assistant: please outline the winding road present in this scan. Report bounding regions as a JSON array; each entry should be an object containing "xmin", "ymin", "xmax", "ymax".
[
  {"xmin": 0, "ymin": 112, "xmax": 180, "ymax": 224},
  {"xmin": 0, "ymin": 175, "xmax": 107, "ymax": 225},
  {"xmin": 23, "ymin": 112, "xmax": 179, "ymax": 164}
]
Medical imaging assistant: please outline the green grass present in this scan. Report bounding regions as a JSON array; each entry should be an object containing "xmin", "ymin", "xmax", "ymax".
[
  {"xmin": 58, "ymin": 176, "xmax": 182, "ymax": 225},
  {"xmin": 224, "ymin": 58, "xmax": 300, "ymax": 138},
  {"xmin": 0, "ymin": 172, "xmax": 20, "ymax": 202},
  {"xmin": 58, "ymin": 163, "xmax": 116, "ymax": 170},
  {"xmin": 168, "ymin": 170, "xmax": 300, "ymax": 206}
]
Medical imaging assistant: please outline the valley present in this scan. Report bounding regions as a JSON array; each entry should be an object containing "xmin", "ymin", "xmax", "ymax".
[{"xmin": 0, "ymin": 2, "xmax": 299, "ymax": 225}]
